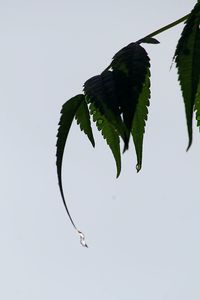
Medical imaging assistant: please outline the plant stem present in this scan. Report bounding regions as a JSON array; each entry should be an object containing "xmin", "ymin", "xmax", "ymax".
[
  {"xmin": 103, "ymin": 13, "xmax": 190, "ymax": 72},
  {"xmin": 137, "ymin": 13, "xmax": 190, "ymax": 43}
]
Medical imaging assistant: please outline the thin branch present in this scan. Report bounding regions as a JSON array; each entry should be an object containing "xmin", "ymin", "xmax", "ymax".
[
  {"xmin": 137, "ymin": 14, "xmax": 190, "ymax": 43},
  {"xmin": 103, "ymin": 14, "xmax": 190, "ymax": 73}
]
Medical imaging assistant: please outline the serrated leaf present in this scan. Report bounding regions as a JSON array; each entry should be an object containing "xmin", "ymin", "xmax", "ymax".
[
  {"xmin": 111, "ymin": 42, "xmax": 150, "ymax": 146},
  {"xmin": 84, "ymin": 70, "xmax": 128, "ymax": 149},
  {"xmin": 75, "ymin": 99, "xmax": 95, "ymax": 147},
  {"xmin": 89, "ymin": 103, "xmax": 121, "ymax": 177},
  {"xmin": 174, "ymin": 2, "xmax": 200, "ymax": 149},
  {"xmin": 194, "ymin": 81, "xmax": 200, "ymax": 129},
  {"xmin": 131, "ymin": 70, "xmax": 151, "ymax": 172},
  {"xmin": 56, "ymin": 94, "xmax": 85, "ymax": 229}
]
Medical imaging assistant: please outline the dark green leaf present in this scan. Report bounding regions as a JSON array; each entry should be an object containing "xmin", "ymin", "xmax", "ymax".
[
  {"xmin": 84, "ymin": 71, "xmax": 128, "ymax": 149},
  {"xmin": 75, "ymin": 99, "xmax": 95, "ymax": 147},
  {"xmin": 89, "ymin": 103, "xmax": 121, "ymax": 177},
  {"xmin": 111, "ymin": 42, "xmax": 150, "ymax": 146},
  {"xmin": 131, "ymin": 69, "xmax": 151, "ymax": 172},
  {"xmin": 56, "ymin": 94, "xmax": 85, "ymax": 228},
  {"xmin": 174, "ymin": 2, "xmax": 200, "ymax": 149},
  {"xmin": 194, "ymin": 81, "xmax": 200, "ymax": 129}
]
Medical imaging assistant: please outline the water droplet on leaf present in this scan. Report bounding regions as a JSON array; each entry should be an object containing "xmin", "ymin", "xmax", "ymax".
[
  {"xmin": 97, "ymin": 119, "xmax": 103, "ymax": 125},
  {"xmin": 136, "ymin": 164, "xmax": 141, "ymax": 172}
]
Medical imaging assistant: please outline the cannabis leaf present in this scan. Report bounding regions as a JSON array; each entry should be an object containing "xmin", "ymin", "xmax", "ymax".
[
  {"xmin": 84, "ymin": 71, "xmax": 128, "ymax": 149},
  {"xmin": 111, "ymin": 42, "xmax": 150, "ymax": 146},
  {"xmin": 75, "ymin": 99, "xmax": 95, "ymax": 147},
  {"xmin": 131, "ymin": 69, "xmax": 151, "ymax": 172},
  {"xmin": 89, "ymin": 102, "xmax": 121, "ymax": 177},
  {"xmin": 174, "ymin": 2, "xmax": 200, "ymax": 149},
  {"xmin": 56, "ymin": 94, "xmax": 94, "ymax": 233},
  {"xmin": 56, "ymin": 42, "xmax": 155, "ymax": 236},
  {"xmin": 194, "ymin": 81, "xmax": 200, "ymax": 128},
  {"xmin": 55, "ymin": 1, "xmax": 200, "ymax": 245}
]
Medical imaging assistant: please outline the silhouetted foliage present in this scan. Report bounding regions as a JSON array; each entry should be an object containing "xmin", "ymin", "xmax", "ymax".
[{"xmin": 56, "ymin": 1, "xmax": 200, "ymax": 245}]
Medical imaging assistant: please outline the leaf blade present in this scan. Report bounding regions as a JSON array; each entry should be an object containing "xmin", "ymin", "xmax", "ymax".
[
  {"xmin": 194, "ymin": 81, "xmax": 200, "ymax": 129},
  {"xmin": 174, "ymin": 2, "xmax": 200, "ymax": 149},
  {"xmin": 111, "ymin": 42, "xmax": 150, "ymax": 146},
  {"xmin": 84, "ymin": 71, "xmax": 128, "ymax": 149},
  {"xmin": 75, "ymin": 99, "xmax": 95, "ymax": 147},
  {"xmin": 89, "ymin": 103, "xmax": 121, "ymax": 177},
  {"xmin": 56, "ymin": 94, "xmax": 84, "ymax": 228},
  {"xmin": 131, "ymin": 70, "xmax": 151, "ymax": 172}
]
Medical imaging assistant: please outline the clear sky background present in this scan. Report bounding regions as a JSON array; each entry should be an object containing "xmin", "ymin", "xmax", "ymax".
[{"xmin": 0, "ymin": 0, "xmax": 200, "ymax": 299}]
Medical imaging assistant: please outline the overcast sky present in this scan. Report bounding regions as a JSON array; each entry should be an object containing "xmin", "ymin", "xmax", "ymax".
[{"xmin": 0, "ymin": 0, "xmax": 200, "ymax": 299}]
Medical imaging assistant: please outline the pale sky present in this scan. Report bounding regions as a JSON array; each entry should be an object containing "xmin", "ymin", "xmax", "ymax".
[{"xmin": 0, "ymin": 1, "xmax": 199, "ymax": 299}]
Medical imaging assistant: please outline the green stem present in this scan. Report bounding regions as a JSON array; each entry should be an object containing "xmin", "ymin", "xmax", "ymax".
[
  {"xmin": 103, "ymin": 13, "xmax": 190, "ymax": 72},
  {"xmin": 137, "ymin": 13, "xmax": 190, "ymax": 43}
]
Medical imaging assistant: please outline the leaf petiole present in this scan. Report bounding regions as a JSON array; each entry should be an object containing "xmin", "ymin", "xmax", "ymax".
[{"xmin": 137, "ymin": 14, "xmax": 190, "ymax": 43}]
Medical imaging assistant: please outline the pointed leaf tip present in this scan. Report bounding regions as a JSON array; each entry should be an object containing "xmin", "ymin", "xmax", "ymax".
[
  {"xmin": 89, "ymin": 103, "xmax": 121, "ymax": 178},
  {"xmin": 136, "ymin": 164, "xmax": 141, "ymax": 172},
  {"xmin": 56, "ymin": 94, "xmax": 91, "ymax": 231},
  {"xmin": 131, "ymin": 69, "xmax": 151, "ymax": 172},
  {"xmin": 75, "ymin": 99, "xmax": 95, "ymax": 147}
]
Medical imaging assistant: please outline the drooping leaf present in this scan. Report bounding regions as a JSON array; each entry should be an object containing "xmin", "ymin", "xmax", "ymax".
[
  {"xmin": 84, "ymin": 71, "xmax": 128, "ymax": 149},
  {"xmin": 174, "ymin": 2, "xmax": 200, "ymax": 149},
  {"xmin": 75, "ymin": 99, "xmax": 95, "ymax": 147},
  {"xmin": 89, "ymin": 103, "xmax": 121, "ymax": 177},
  {"xmin": 194, "ymin": 81, "xmax": 200, "ymax": 129},
  {"xmin": 56, "ymin": 94, "xmax": 86, "ymax": 229},
  {"xmin": 131, "ymin": 69, "xmax": 151, "ymax": 172},
  {"xmin": 111, "ymin": 42, "xmax": 150, "ymax": 145}
]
